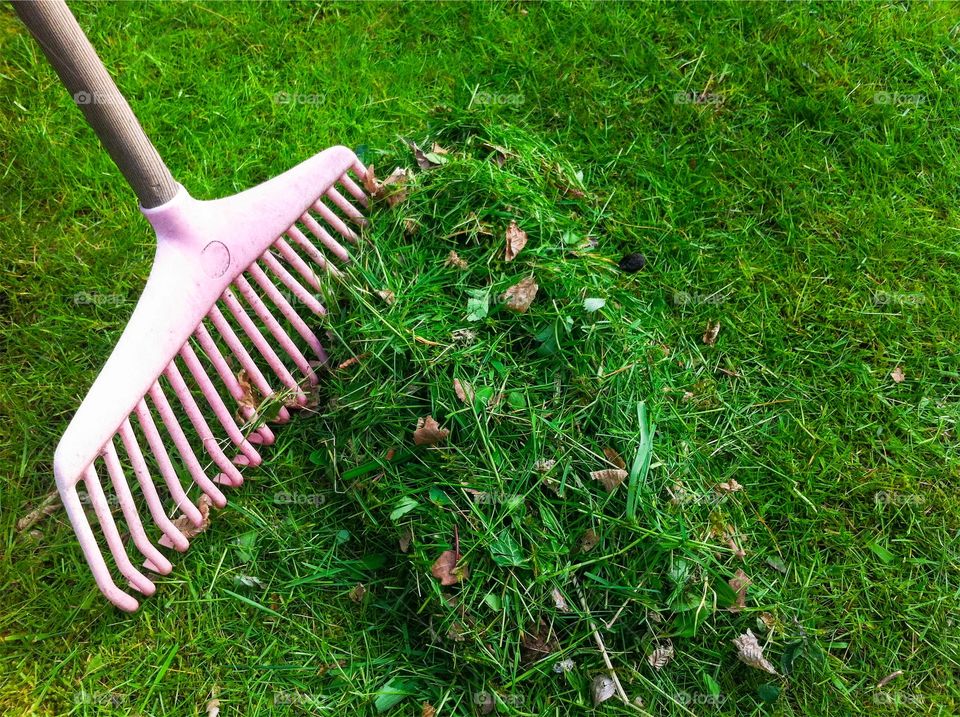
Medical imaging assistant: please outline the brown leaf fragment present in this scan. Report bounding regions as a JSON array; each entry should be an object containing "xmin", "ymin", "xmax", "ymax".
[
  {"xmin": 159, "ymin": 494, "xmax": 213, "ymax": 548},
  {"xmin": 453, "ymin": 379, "xmax": 474, "ymax": 404},
  {"xmin": 422, "ymin": 702, "xmax": 436, "ymax": 717},
  {"xmin": 602, "ymin": 446, "xmax": 627, "ymax": 470},
  {"xmin": 758, "ymin": 612, "xmax": 778, "ymax": 634},
  {"xmin": 579, "ymin": 529, "xmax": 600, "ymax": 553},
  {"xmin": 398, "ymin": 526, "xmax": 413, "ymax": 553},
  {"xmin": 647, "ymin": 641, "xmax": 675, "ymax": 671},
  {"xmin": 505, "ymin": 220, "xmax": 528, "ymax": 261},
  {"xmin": 877, "ymin": 670, "xmax": 904, "ymax": 688},
  {"xmin": 236, "ymin": 369, "xmax": 259, "ymax": 413},
  {"xmin": 535, "ymin": 458, "xmax": 556, "ymax": 473},
  {"xmin": 591, "ymin": 675, "xmax": 617, "ymax": 706},
  {"xmin": 377, "ymin": 289, "xmax": 396, "ymax": 305},
  {"xmin": 452, "ymin": 328, "xmax": 477, "ymax": 344},
  {"xmin": 445, "ymin": 250, "xmax": 469, "ymax": 270},
  {"xmin": 16, "ymin": 491, "xmax": 60, "ymax": 533},
  {"xmin": 521, "ymin": 619, "xmax": 560, "ymax": 663},
  {"xmin": 703, "ymin": 320, "xmax": 721, "ymax": 345},
  {"xmin": 482, "ymin": 142, "xmax": 513, "ymax": 168},
  {"xmin": 476, "ymin": 690, "xmax": 495, "ymax": 715},
  {"xmin": 414, "ymin": 415, "xmax": 449, "ymax": 446},
  {"xmin": 404, "ymin": 218, "xmax": 419, "ymax": 236},
  {"xmin": 590, "ymin": 468, "xmax": 629, "ymax": 492},
  {"xmin": 715, "ymin": 478, "xmax": 743, "ymax": 494},
  {"xmin": 728, "ymin": 569, "xmax": 752, "ymax": 613},
  {"xmin": 376, "ymin": 167, "xmax": 410, "ymax": 207},
  {"xmin": 551, "ymin": 588, "xmax": 570, "ymax": 612},
  {"xmin": 733, "ymin": 629, "xmax": 777, "ymax": 674},
  {"xmin": 891, "ymin": 366, "xmax": 906, "ymax": 383},
  {"xmin": 361, "ymin": 164, "xmax": 379, "ymax": 196},
  {"xmin": 406, "ymin": 140, "xmax": 439, "ymax": 170},
  {"xmin": 501, "ymin": 276, "xmax": 538, "ymax": 312},
  {"xmin": 431, "ymin": 143, "xmax": 449, "ymax": 155},
  {"xmin": 337, "ymin": 352, "xmax": 370, "ymax": 370},
  {"xmin": 348, "ymin": 583, "xmax": 366, "ymax": 602},
  {"xmin": 431, "ymin": 549, "xmax": 468, "ymax": 585}
]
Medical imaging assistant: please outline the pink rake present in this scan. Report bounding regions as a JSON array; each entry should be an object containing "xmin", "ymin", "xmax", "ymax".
[{"xmin": 15, "ymin": 0, "xmax": 370, "ymax": 610}]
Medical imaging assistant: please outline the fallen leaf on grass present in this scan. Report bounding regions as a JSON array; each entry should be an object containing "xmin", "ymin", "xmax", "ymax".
[
  {"xmin": 647, "ymin": 641, "xmax": 675, "ymax": 671},
  {"xmin": 16, "ymin": 491, "xmax": 60, "ymax": 533},
  {"xmin": 728, "ymin": 569, "xmax": 752, "ymax": 613},
  {"xmin": 452, "ymin": 328, "xmax": 477, "ymax": 344},
  {"xmin": 505, "ymin": 220, "xmax": 527, "ymax": 261},
  {"xmin": 399, "ymin": 526, "xmax": 413, "ymax": 553},
  {"xmin": 591, "ymin": 675, "xmax": 617, "ymax": 706},
  {"xmin": 377, "ymin": 289, "xmax": 396, "ymax": 305},
  {"xmin": 602, "ymin": 446, "xmax": 626, "ymax": 470},
  {"xmin": 553, "ymin": 658, "xmax": 576, "ymax": 673},
  {"xmin": 502, "ymin": 276, "xmax": 538, "ymax": 312},
  {"xmin": 422, "ymin": 703, "xmax": 436, "ymax": 717},
  {"xmin": 431, "ymin": 549, "xmax": 468, "ymax": 585},
  {"xmin": 349, "ymin": 583, "xmax": 366, "ymax": 602},
  {"xmin": 877, "ymin": 670, "xmax": 904, "ymax": 688},
  {"xmin": 521, "ymin": 619, "xmax": 560, "ymax": 662},
  {"xmin": 703, "ymin": 320, "xmax": 721, "ymax": 346},
  {"xmin": 715, "ymin": 478, "xmax": 743, "ymax": 493},
  {"xmin": 236, "ymin": 369, "xmax": 259, "ymax": 415},
  {"xmin": 367, "ymin": 166, "xmax": 410, "ymax": 207},
  {"xmin": 551, "ymin": 588, "xmax": 570, "ymax": 612},
  {"xmin": 591, "ymin": 468, "xmax": 628, "ymax": 492},
  {"xmin": 362, "ymin": 164, "xmax": 379, "ymax": 196},
  {"xmin": 445, "ymin": 250, "xmax": 469, "ymax": 269},
  {"xmin": 535, "ymin": 459, "xmax": 556, "ymax": 472},
  {"xmin": 482, "ymin": 142, "xmax": 514, "ymax": 168},
  {"xmin": 338, "ymin": 352, "xmax": 370, "ymax": 370},
  {"xmin": 414, "ymin": 416, "xmax": 449, "ymax": 446},
  {"xmin": 453, "ymin": 379, "xmax": 474, "ymax": 404},
  {"xmin": 758, "ymin": 612, "xmax": 778, "ymax": 634},
  {"xmin": 579, "ymin": 529, "xmax": 600, "ymax": 553},
  {"xmin": 891, "ymin": 366, "xmax": 906, "ymax": 383},
  {"xmin": 206, "ymin": 690, "xmax": 220, "ymax": 717},
  {"xmin": 159, "ymin": 494, "xmax": 214, "ymax": 548},
  {"xmin": 733, "ymin": 629, "xmax": 778, "ymax": 674},
  {"xmin": 406, "ymin": 139, "xmax": 447, "ymax": 170}
]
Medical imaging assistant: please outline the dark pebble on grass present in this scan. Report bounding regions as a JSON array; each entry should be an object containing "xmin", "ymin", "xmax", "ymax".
[{"xmin": 618, "ymin": 253, "xmax": 646, "ymax": 273}]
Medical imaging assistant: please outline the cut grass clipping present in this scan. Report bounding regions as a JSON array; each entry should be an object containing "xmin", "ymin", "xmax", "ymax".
[{"xmin": 306, "ymin": 116, "xmax": 792, "ymax": 711}]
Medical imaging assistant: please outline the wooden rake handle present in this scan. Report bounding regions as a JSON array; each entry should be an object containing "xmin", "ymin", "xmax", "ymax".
[{"xmin": 12, "ymin": 0, "xmax": 177, "ymax": 208}]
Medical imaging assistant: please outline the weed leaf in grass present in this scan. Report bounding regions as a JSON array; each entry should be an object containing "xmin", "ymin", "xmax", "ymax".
[
  {"xmin": 465, "ymin": 288, "xmax": 490, "ymax": 321},
  {"xmin": 390, "ymin": 496, "xmax": 419, "ymax": 521},
  {"xmin": 626, "ymin": 401, "xmax": 656, "ymax": 522},
  {"xmin": 374, "ymin": 677, "xmax": 415, "ymax": 712},
  {"xmin": 583, "ymin": 297, "xmax": 605, "ymax": 312},
  {"xmin": 489, "ymin": 531, "xmax": 524, "ymax": 566}
]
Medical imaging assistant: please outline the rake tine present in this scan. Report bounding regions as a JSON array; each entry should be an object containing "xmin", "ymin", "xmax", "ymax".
[
  {"xmin": 117, "ymin": 418, "xmax": 190, "ymax": 551},
  {"xmin": 220, "ymin": 288, "xmax": 306, "ymax": 405},
  {"xmin": 147, "ymin": 382, "xmax": 228, "ymax": 507},
  {"xmin": 299, "ymin": 212, "xmax": 350, "ymax": 262},
  {"xmin": 164, "ymin": 361, "xmax": 245, "ymax": 485},
  {"xmin": 247, "ymin": 262, "xmax": 327, "ymax": 360},
  {"xmin": 325, "ymin": 186, "xmax": 367, "ymax": 226},
  {"xmin": 207, "ymin": 305, "xmax": 292, "ymax": 424},
  {"xmin": 339, "ymin": 171, "xmax": 369, "ymax": 206},
  {"xmin": 192, "ymin": 322, "xmax": 275, "ymax": 445},
  {"xmin": 261, "ymin": 249, "xmax": 327, "ymax": 315},
  {"xmin": 179, "ymin": 342, "xmax": 263, "ymax": 464},
  {"xmin": 313, "ymin": 198, "xmax": 359, "ymax": 244},
  {"xmin": 133, "ymin": 399, "xmax": 205, "ymax": 526},
  {"xmin": 232, "ymin": 275, "xmax": 317, "ymax": 384},
  {"xmin": 83, "ymin": 464, "xmax": 155, "ymax": 596},
  {"xmin": 274, "ymin": 236, "xmax": 325, "ymax": 288},
  {"xmin": 101, "ymin": 439, "xmax": 173, "ymax": 574}
]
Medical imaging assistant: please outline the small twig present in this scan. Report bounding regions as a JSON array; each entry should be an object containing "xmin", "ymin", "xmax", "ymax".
[
  {"xmin": 575, "ymin": 580, "xmax": 639, "ymax": 710},
  {"xmin": 16, "ymin": 490, "xmax": 61, "ymax": 533}
]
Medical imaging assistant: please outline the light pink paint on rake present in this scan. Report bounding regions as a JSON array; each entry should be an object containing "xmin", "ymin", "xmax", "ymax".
[{"xmin": 54, "ymin": 146, "xmax": 369, "ymax": 611}]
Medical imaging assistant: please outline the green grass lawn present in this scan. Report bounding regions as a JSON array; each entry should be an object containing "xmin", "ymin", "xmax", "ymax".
[{"xmin": 2, "ymin": 1, "xmax": 959, "ymax": 715}]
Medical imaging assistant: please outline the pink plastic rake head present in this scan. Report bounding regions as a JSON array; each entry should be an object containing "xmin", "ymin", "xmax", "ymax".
[
  {"xmin": 13, "ymin": 0, "xmax": 373, "ymax": 610},
  {"xmin": 58, "ymin": 148, "xmax": 370, "ymax": 611}
]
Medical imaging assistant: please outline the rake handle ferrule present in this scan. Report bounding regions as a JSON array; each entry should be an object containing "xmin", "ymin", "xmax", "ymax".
[{"xmin": 12, "ymin": 0, "xmax": 176, "ymax": 208}]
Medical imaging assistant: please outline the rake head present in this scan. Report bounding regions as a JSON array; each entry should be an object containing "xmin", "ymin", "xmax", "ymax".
[{"xmin": 56, "ymin": 146, "xmax": 370, "ymax": 611}]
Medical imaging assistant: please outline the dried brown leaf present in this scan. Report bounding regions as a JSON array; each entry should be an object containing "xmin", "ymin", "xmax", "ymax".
[
  {"xmin": 733, "ymin": 629, "xmax": 777, "ymax": 674},
  {"xmin": 521, "ymin": 619, "xmax": 560, "ymax": 662},
  {"xmin": 377, "ymin": 167, "xmax": 410, "ymax": 207},
  {"xmin": 377, "ymin": 289, "xmax": 396, "ymax": 305},
  {"xmin": 445, "ymin": 250, "xmax": 469, "ymax": 270},
  {"xmin": 647, "ymin": 641, "xmax": 675, "ymax": 671},
  {"xmin": 422, "ymin": 702, "xmax": 436, "ymax": 717},
  {"xmin": 431, "ymin": 143, "xmax": 449, "ymax": 155},
  {"xmin": 348, "ymin": 583, "xmax": 366, "ymax": 603},
  {"xmin": 891, "ymin": 366, "xmax": 906, "ymax": 383},
  {"xmin": 590, "ymin": 468, "xmax": 628, "ymax": 492},
  {"xmin": 362, "ymin": 164, "xmax": 379, "ymax": 195},
  {"xmin": 715, "ymin": 478, "xmax": 743, "ymax": 494},
  {"xmin": 591, "ymin": 675, "xmax": 617, "ymax": 706},
  {"xmin": 159, "ymin": 494, "xmax": 214, "ymax": 548},
  {"xmin": 16, "ymin": 491, "xmax": 60, "ymax": 533},
  {"xmin": 703, "ymin": 320, "xmax": 721, "ymax": 345},
  {"xmin": 453, "ymin": 379, "xmax": 474, "ymax": 404},
  {"xmin": 452, "ymin": 328, "xmax": 477, "ymax": 344},
  {"xmin": 602, "ymin": 446, "xmax": 626, "ymax": 470},
  {"xmin": 414, "ymin": 415, "xmax": 449, "ymax": 446},
  {"xmin": 728, "ymin": 569, "xmax": 752, "ymax": 613},
  {"xmin": 236, "ymin": 369, "xmax": 259, "ymax": 413},
  {"xmin": 551, "ymin": 588, "xmax": 570, "ymax": 612},
  {"xmin": 505, "ymin": 220, "xmax": 528, "ymax": 261},
  {"xmin": 398, "ymin": 526, "xmax": 413, "ymax": 553},
  {"xmin": 430, "ymin": 549, "xmax": 468, "ymax": 585},
  {"xmin": 579, "ymin": 529, "xmax": 600, "ymax": 553},
  {"xmin": 338, "ymin": 352, "xmax": 370, "ymax": 370},
  {"xmin": 535, "ymin": 458, "xmax": 556, "ymax": 473},
  {"xmin": 502, "ymin": 276, "xmax": 538, "ymax": 312}
]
